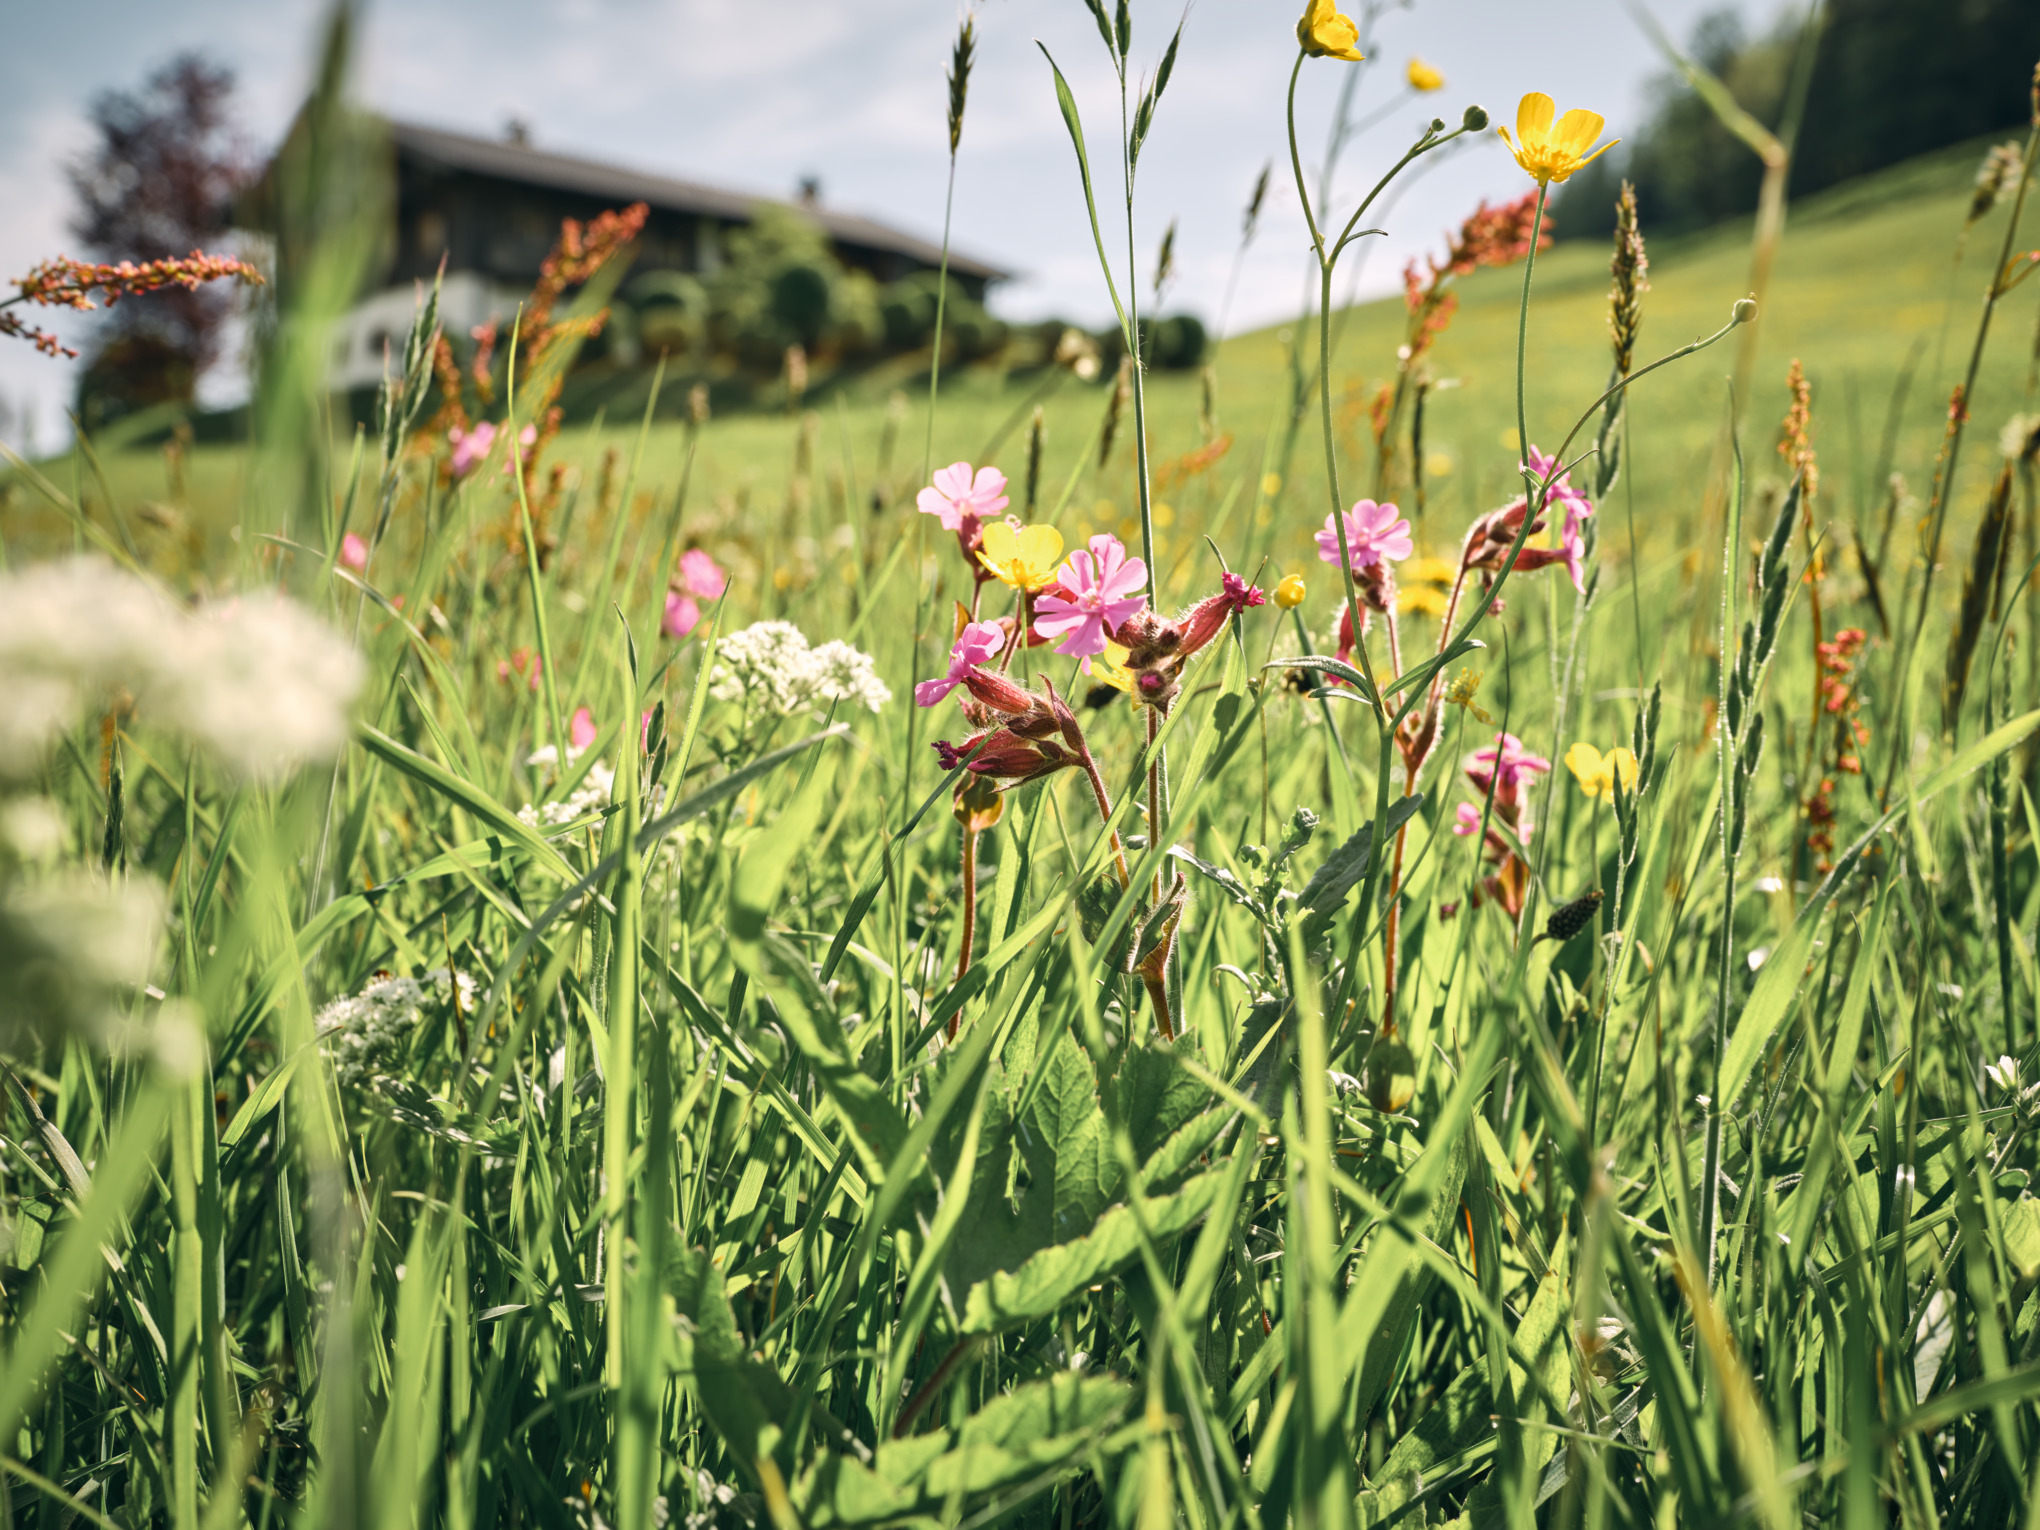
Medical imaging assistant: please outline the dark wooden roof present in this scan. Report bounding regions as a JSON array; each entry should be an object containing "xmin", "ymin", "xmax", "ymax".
[{"xmin": 387, "ymin": 120, "xmax": 1009, "ymax": 284}]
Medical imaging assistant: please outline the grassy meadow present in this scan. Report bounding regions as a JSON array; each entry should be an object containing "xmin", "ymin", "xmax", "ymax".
[{"xmin": 5, "ymin": 12, "xmax": 2040, "ymax": 1530}]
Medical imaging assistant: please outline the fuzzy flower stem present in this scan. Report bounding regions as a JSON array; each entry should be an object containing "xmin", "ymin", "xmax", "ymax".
[{"xmin": 1077, "ymin": 745, "xmax": 1133, "ymax": 892}]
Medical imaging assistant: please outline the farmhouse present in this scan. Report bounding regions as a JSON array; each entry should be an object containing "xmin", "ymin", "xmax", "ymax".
[{"xmin": 329, "ymin": 119, "xmax": 1007, "ymax": 389}]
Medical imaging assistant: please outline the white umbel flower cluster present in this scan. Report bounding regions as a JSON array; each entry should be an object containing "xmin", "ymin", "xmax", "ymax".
[
  {"xmin": 517, "ymin": 756, "xmax": 616, "ymax": 830},
  {"xmin": 708, "ymin": 621, "xmax": 890, "ymax": 717},
  {"xmin": 314, "ymin": 968, "xmax": 475, "ymax": 1086},
  {"xmin": 0, "ymin": 558, "xmax": 364, "ymax": 780}
]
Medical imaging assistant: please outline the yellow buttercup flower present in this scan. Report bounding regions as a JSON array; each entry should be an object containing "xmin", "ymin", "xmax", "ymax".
[
  {"xmin": 1564, "ymin": 742, "xmax": 1639, "ymax": 801},
  {"xmin": 1274, "ymin": 573, "xmax": 1307, "ymax": 609},
  {"xmin": 1404, "ymin": 555, "xmax": 1458, "ymax": 587},
  {"xmin": 1397, "ymin": 585, "xmax": 1450, "ymax": 617},
  {"xmin": 977, "ymin": 520, "xmax": 1065, "ymax": 591},
  {"xmin": 1296, "ymin": 0, "xmax": 1364, "ymax": 61},
  {"xmin": 1406, "ymin": 57, "xmax": 1444, "ymax": 92},
  {"xmin": 1092, "ymin": 641, "xmax": 1137, "ymax": 695},
  {"xmin": 1499, "ymin": 93, "xmax": 1618, "ymax": 186}
]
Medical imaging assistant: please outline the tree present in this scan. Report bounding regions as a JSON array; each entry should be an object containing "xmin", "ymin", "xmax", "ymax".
[{"xmin": 67, "ymin": 53, "xmax": 251, "ymax": 417}]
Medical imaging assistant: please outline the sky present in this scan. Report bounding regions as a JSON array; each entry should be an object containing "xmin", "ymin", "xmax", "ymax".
[{"xmin": 0, "ymin": 0, "xmax": 1790, "ymax": 454}]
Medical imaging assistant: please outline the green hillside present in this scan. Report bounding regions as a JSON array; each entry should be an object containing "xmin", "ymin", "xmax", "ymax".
[{"xmin": 8, "ymin": 133, "xmax": 2032, "ymax": 609}]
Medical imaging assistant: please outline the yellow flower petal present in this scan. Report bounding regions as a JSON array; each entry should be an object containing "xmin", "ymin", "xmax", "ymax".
[
  {"xmin": 1406, "ymin": 57, "xmax": 1444, "ymax": 92},
  {"xmin": 976, "ymin": 520, "xmax": 1065, "ymax": 590},
  {"xmin": 1564, "ymin": 741, "xmax": 1610, "ymax": 799},
  {"xmin": 1516, "ymin": 92, "xmax": 1556, "ymax": 145},
  {"xmin": 1608, "ymin": 746, "xmax": 1639, "ymax": 793},
  {"xmin": 1552, "ymin": 108, "xmax": 1606, "ymax": 158}
]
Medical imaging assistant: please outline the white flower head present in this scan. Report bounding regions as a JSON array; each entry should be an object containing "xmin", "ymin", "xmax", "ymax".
[
  {"xmin": 0, "ymin": 557, "xmax": 364, "ymax": 781},
  {"xmin": 315, "ymin": 967, "xmax": 474, "ymax": 1087},
  {"xmin": 1987, "ymin": 1054, "xmax": 2021, "ymax": 1093},
  {"xmin": 0, "ymin": 872, "xmax": 166, "ymax": 1052},
  {"xmin": 2002, "ymin": 414, "xmax": 2040, "ymax": 462},
  {"xmin": 709, "ymin": 621, "xmax": 888, "ymax": 718}
]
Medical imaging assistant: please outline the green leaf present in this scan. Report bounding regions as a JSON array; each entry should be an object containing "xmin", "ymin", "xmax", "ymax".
[
  {"xmin": 796, "ymin": 1375, "xmax": 1136, "ymax": 1526},
  {"xmin": 1299, "ymin": 795, "xmax": 1424, "ymax": 915},
  {"xmin": 1037, "ymin": 44, "xmax": 1129, "ymax": 339},
  {"xmin": 1358, "ymin": 1271, "xmax": 1571, "ymax": 1518},
  {"xmin": 1265, "ymin": 654, "xmax": 1375, "ymax": 700}
]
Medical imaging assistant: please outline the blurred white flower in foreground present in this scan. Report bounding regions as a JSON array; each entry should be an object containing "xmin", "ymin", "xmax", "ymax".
[
  {"xmin": 0, "ymin": 873, "xmax": 166, "ymax": 1053},
  {"xmin": 0, "ymin": 557, "xmax": 364, "ymax": 779},
  {"xmin": 708, "ymin": 620, "xmax": 890, "ymax": 717}
]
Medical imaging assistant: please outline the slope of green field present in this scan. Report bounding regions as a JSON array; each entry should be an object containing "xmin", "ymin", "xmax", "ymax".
[{"xmin": 5, "ymin": 132, "xmax": 2033, "ymax": 614}]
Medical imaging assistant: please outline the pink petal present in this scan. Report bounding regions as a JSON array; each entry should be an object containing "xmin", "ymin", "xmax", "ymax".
[
  {"xmin": 679, "ymin": 548, "xmax": 727, "ymax": 599},
  {"xmin": 917, "ymin": 485, "xmax": 964, "ymax": 529},
  {"xmin": 569, "ymin": 705, "xmax": 597, "ymax": 751},
  {"xmin": 339, "ymin": 532, "xmax": 368, "ymax": 571},
  {"xmin": 663, "ymin": 591, "xmax": 702, "ymax": 638},
  {"xmin": 1050, "ymin": 613, "xmax": 1109, "ymax": 657},
  {"xmin": 933, "ymin": 462, "xmax": 975, "ymax": 500},
  {"xmin": 914, "ymin": 676, "xmax": 960, "ymax": 707}
]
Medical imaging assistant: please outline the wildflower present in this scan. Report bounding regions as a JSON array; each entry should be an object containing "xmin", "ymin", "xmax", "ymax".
[
  {"xmin": 1467, "ymin": 732, "xmax": 1551, "ymax": 801},
  {"xmin": 1089, "ymin": 642, "xmax": 1138, "ymax": 696},
  {"xmin": 569, "ymin": 706, "xmax": 598, "ymax": 752},
  {"xmin": 709, "ymin": 621, "xmax": 890, "ymax": 717},
  {"xmin": 1034, "ymin": 534, "xmax": 1149, "ymax": 659},
  {"xmin": 662, "ymin": 591, "xmax": 702, "ymax": 639},
  {"xmin": 1498, "ymin": 92, "xmax": 1616, "ymax": 186},
  {"xmin": 1316, "ymin": 499, "xmax": 1413, "ymax": 574},
  {"xmin": 1987, "ymin": 1055, "xmax": 2021, "ymax": 1093},
  {"xmin": 915, "ymin": 621, "xmax": 1007, "ymax": 707},
  {"xmin": 517, "ymin": 758, "xmax": 615, "ymax": 827},
  {"xmin": 1296, "ymin": 0, "xmax": 1365, "ymax": 60},
  {"xmin": 1452, "ymin": 802, "xmax": 1484, "ymax": 836},
  {"xmin": 1406, "ymin": 57, "xmax": 1444, "ymax": 92},
  {"xmin": 449, "ymin": 420, "xmax": 497, "ymax": 479},
  {"xmin": 977, "ymin": 520, "xmax": 1065, "ymax": 591},
  {"xmin": 807, "ymin": 641, "xmax": 894, "ymax": 713},
  {"xmin": 1398, "ymin": 585, "xmax": 1449, "ymax": 617},
  {"xmin": 339, "ymin": 532, "xmax": 369, "ymax": 572},
  {"xmin": 0, "ymin": 558, "xmax": 364, "ymax": 782},
  {"xmin": 1109, "ymin": 574, "xmax": 1268, "ymax": 710},
  {"xmin": 1274, "ymin": 573, "xmax": 1307, "ymax": 609},
  {"xmin": 498, "ymin": 647, "xmax": 543, "ymax": 692},
  {"xmin": 677, "ymin": 548, "xmax": 727, "ymax": 600},
  {"xmin": 315, "ymin": 968, "xmax": 475, "ymax": 1087},
  {"xmin": 1564, "ymin": 741, "xmax": 1639, "ymax": 801},
  {"xmin": 2003, "ymin": 414, "xmax": 2040, "ymax": 462},
  {"xmin": 918, "ymin": 462, "xmax": 1010, "ymax": 531},
  {"xmin": 0, "ymin": 872, "xmax": 170, "ymax": 1054},
  {"xmin": 1444, "ymin": 667, "xmax": 1495, "ymax": 724}
]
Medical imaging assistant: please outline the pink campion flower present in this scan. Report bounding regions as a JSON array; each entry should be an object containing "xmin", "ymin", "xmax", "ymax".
[
  {"xmin": 915, "ymin": 621, "xmax": 1007, "ymax": 707},
  {"xmin": 449, "ymin": 420, "xmax": 497, "ymax": 480},
  {"xmin": 1174, "ymin": 572, "xmax": 1268, "ymax": 659},
  {"xmin": 1317, "ymin": 499, "xmax": 1413, "ymax": 574},
  {"xmin": 1520, "ymin": 445, "xmax": 1594, "ymax": 537},
  {"xmin": 663, "ymin": 591, "xmax": 702, "ymax": 639},
  {"xmin": 1453, "ymin": 802, "xmax": 1485, "ymax": 836},
  {"xmin": 917, "ymin": 462, "xmax": 1010, "ymax": 531},
  {"xmin": 339, "ymin": 531, "xmax": 368, "ymax": 571},
  {"xmin": 678, "ymin": 548, "xmax": 727, "ymax": 600},
  {"xmin": 569, "ymin": 705, "xmax": 597, "ymax": 753},
  {"xmin": 1465, "ymin": 732, "xmax": 1551, "ymax": 801},
  {"xmin": 1033, "ymin": 534, "xmax": 1148, "ymax": 659}
]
